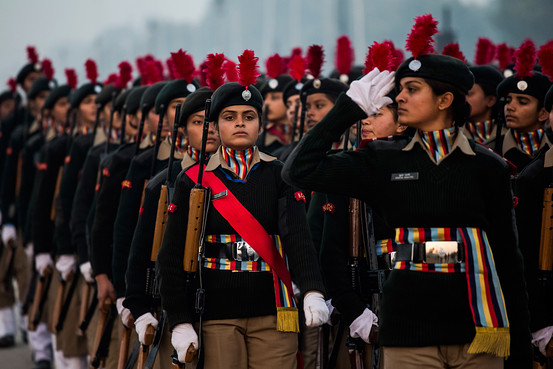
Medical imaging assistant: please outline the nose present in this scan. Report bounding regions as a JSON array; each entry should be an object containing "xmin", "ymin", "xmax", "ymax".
[{"xmin": 396, "ymin": 89, "xmax": 406, "ymax": 103}]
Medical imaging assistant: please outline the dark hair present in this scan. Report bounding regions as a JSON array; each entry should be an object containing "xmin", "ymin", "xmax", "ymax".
[{"xmin": 424, "ymin": 78, "xmax": 470, "ymax": 127}]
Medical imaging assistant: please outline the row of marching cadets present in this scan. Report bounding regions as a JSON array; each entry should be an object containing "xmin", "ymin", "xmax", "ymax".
[{"xmin": 1, "ymin": 14, "xmax": 553, "ymax": 369}]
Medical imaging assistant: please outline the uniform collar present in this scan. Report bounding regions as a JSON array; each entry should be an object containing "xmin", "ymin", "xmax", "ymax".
[
  {"xmin": 403, "ymin": 127, "xmax": 475, "ymax": 163},
  {"xmin": 502, "ymin": 128, "xmax": 552, "ymax": 156},
  {"xmin": 157, "ymin": 137, "xmax": 184, "ymax": 160},
  {"xmin": 205, "ymin": 145, "xmax": 276, "ymax": 172},
  {"xmin": 180, "ymin": 151, "xmax": 197, "ymax": 170}
]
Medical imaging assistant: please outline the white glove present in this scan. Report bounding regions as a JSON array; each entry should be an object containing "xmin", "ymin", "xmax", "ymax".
[
  {"xmin": 325, "ymin": 299, "xmax": 335, "ymax": 325},
  {"xmin": 79, "ymin": 261, "xmax": 94, "ymax": 283},
  {"xmin": 532, "ymin": 326, "xmax": 553, "ymax": 356},
  {"xmin": 291, "ymin": 281, "xmax": 301, "ymax": 296},
  {"xmin": 55, "ymin": 254, "xmax": 76, "ymax": 281},
  {"xmin": 171, "ymin": 323, "xmax": 198, "ymax": 363},
  {"xmin": 134, "ymin": 312, "xmax": 159, "ymax": 345},
  {"xmin": 303, "ymin": 291, "xmax": 329, "ymax": 327},
  {"xmin": 116, "ymin": 297, "xmax": 133, "ymax": 328},
  {"xmin": 1, "ymin": 224, "xmax": 16, "ymax": 245},
  {"xmin": 349, "ymin": 308, "xmax": 378, "ymax": 344},
  {"xmin": 35, "ymin": 253, "xmax": 54, "ymax": 276},
  {"xmin": 346, "ymin": 68, "xmax": 395, "ymax": 117}
]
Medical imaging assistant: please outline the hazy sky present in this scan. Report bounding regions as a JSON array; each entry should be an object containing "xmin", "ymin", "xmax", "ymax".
[{"xmin": 0, "ymin": 0, "xmax": 208, "ymax": 86}]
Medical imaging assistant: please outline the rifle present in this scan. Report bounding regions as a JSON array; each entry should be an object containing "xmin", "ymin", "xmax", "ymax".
[
  {"xmin": 150, "ymin": 105, "xmax": 165, "ymax": 178},
  {"xmin": 28, "ymin": 265, "xmax": 52, "ymax": 331},
  {"xmin": 261, "ymin": 104, "xmax": 269, "ymax": 148},
  {"xmin": 289, "ymin": 101, "xmax": 300, "ymax": 145},
  {"xmin": 117, "ymin": 318, "xmax": 134, "ymax": 369},
  {"xmin": 54, "ymin": 271, "xmax": 80, "ymax": 333},
  {"xmin": 49, "ymin": 270, "xmax": 74, "ymax": 333},
  {"xmin": 0, "ymin": 238, "xmax": 16, "ymax": 293},
  {"xmin": 297, "ymin": 99, "xmax": 307, "ymax": 141},
  {"xmin": 50, "ymin": 167, "xmax": 64, "ymax": 221},
  {"xmin": 90, "ymin": 298, "xmax": 116, "ymax": 369},
  {"xmin": 77, "ymin": 281, "xmax": 95, "ymax": 336}
]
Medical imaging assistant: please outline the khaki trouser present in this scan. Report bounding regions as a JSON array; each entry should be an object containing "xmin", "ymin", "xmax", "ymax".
[
  {"xmin": 202, "ymin": 315, "xmax": 298, "ymax": 369},
  {"xmin": 383, "ymin": 344, "xmax": 503, "ymax": 369}
]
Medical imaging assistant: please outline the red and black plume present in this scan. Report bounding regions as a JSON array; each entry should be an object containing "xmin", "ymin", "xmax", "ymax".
[
  {"xmin": 383, "ymin": 40, "xmax": 404, "ymax": 70},
  {"xmin": 538, "ymin": 41, "xmax": 553, "ymax": 81},
  {"xmin": 85, "ymin": 59, "xmax": 98, "ymax": 84},
  {"xmin": 116, "ymin": 61, "xmax": 133, "ymax": 89},
  {"xmin": 496, "ymin": 43, "xmax": 514, "ymax": 70},
  {"xmin": 144, "ymin": 59, "xmax": 164, "ymax": 85},
  {"xmin": 203, "ymin": 53, "xmax": 226, "ymax": 91},
  {"xmin": 335, "ymin": 35, "xmax": 354, "ymax": 81},
  {"xmin": 288, "ymin": 55, "xmax": 306, "ymax": 83},
  {"xmin": 405, "ymin": 14, "xmax": 439, "ymax": 59},
  {"xmin": 103, "ymin": 73, "xmax": 118, "ymax": 86},
  {"xmin": 364, "ymin": 41, "xmax": 394, "ymax": 74},
  {"xmin": 26, "ymin": 46, "xmax": 39, "ymax": 65},
  {"xmin": 42, "ymin": 59, "xmax": 55, "ymax": 81},
  {"xmin": 474, "ymin": 37, "xmax": 495, "ymax": 65},
  {"xmin": 265, "ymin": 54, "xmax": 283, "ymax": 79},
  {"xmin": 223, "ymin": 59, "xmax": 239, "ymax": 83},
  {"xmin": 7, "ymin": 78, "xmax": 17, "ymax": 93},
  {"xmin": 442, "ymin": 43, "xmax": 467, "ymax": 63},
  {"xmin": 514, "ymin": 39, "xmax": 536, "ymax": 79},
  {"xmin": 170, "ymin": 49, "xmax": 195, "ymax": 83},
  {"xmin": 65, "ymin": 69, "xmax": 78, "ymax": 90},
  {"xmin": 237, "ymin": 50, "xmax": 260, "ymax": 89},
  {"xmin": 306, "ymin": 45, "xmax": 325, "ymax": 79}
]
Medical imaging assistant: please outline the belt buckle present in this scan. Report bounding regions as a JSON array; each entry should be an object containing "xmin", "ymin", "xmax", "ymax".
[
  {"xmin": 423, "ymin": 241, "xmax": 462, "ymax": 264},
  {"xmin": 232, "ymin": 241, "xmax": 260, "ymax": 262}
]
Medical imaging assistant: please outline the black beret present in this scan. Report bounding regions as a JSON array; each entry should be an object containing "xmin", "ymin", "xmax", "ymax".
[
  {"xmin": 95, "ymin": 84, "xmax": 121, "ymax": 109},
  {"xmin": 0, "ymin": 90, "xmax": 20, "ymax": 105},
  {"xmin": 497, "ymin": 72, "xmax": 551, "ymax": 102},
  {"xmin": 395, "ymin": 54, "xmax": 474, "ymax": 95},
  {"xmin": 544, "ymin": 84, "xmax": 553, "ymax": 113},
  {"xmin": 208, "ymin": 82, "xmax": 263, "ymax": 122},
  {"xmin": 125, "ymin": 86, "xmax": 148, "ymax": 115},
  {"xmin": 178, "ymin": 87, "xmax": 213, "ymax": 127},
  {"xmin": 114, "ymin": 89, "xmax": 131, "ymax": 113},
  {"xmin": 43, "ymin": 85, "xmax": 71, "ymax": 110},
  {"xmin": 469, "ymin": 66, "xmax": 504, "ymax": 96},
  {"xmin": 140, "ymin": 82, "xmax": 167, "ymax": 114},
  {"xmin": 154, "ymin": 79, "xmax": 199, "ymax": 114},
  {"xmin": 329, "ymin": 65, "xmax": 365, "ymax": 85},
  {"xmin": 260, "ymin": 75, "xmax": 294, "ymax": 96},
  {"xmin": 282, "ymin": 78, "xmax": 307, "ymax": 104},
  {"xmin": 16, "ymin": 63, "xmax": 42, "ymax": 85},
  {"xmin": 300, "ymin": 77, "xmax": 348, "ymax": 104},
  {"xmin": 28, "ymin": 77, "xmax": 57, "ymax": 100},
  {"xmin": 70, "ymin": 82, "xmax": 103, "ymax": 109}
]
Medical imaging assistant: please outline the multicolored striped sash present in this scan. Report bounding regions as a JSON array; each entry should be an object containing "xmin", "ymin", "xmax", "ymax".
[
  {"xmin": 466, "ymin": 120, "xmax": 494, "ymax": 144},
  {"xmin": 377, "ymin": 227, "xmax": 510, "ymax": 358}
]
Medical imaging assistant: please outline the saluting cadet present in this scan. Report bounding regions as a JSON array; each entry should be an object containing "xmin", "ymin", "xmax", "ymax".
[
  {"xmin": 158, "ymin": 50, "xmax": 328, "ymax": 369},
  {"xmin": 464, "ymin": 65, "xmax": 504, "ymax": 143},
  {"xmin": 511, "ymin": 51, "xmax": 553, "ymax": 367},
  {"xmin": 485, "ymin": 40, "xmax": 552, "ymax": 174},
  {"xmin": 283, "ymin": 14, "xmax": 531, "ymax": 369},
  {"xmin": 124, "ymin": 86, "xmax": 219, "ymax": 369}
]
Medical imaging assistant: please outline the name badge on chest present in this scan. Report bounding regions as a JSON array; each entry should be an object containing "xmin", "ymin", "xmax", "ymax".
[{"xmin": 391, "ymin": 172, "xmax": 419, "ymax": 181}]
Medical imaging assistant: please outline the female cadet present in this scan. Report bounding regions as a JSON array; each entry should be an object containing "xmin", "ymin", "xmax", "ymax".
[
  {"xmin": 158, "ymin": 60, "xmax": 328, "ymax": 368},
  {"xmin": 282, "ymin": 17, "xmax": 531, "ymax": 368}
]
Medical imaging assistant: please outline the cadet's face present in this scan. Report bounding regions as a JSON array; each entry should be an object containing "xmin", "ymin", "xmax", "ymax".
[
  {"xmin": 101, "ymin": 102, "xmax": 112, "ymax": 125},
  {"xmin": 186, "ymin": 111, "xmax": 220, "ymax": 153},
  {"xmin": 147, "ymin": 107, "xmax": 158, "ymax": 135},
  {"xmin": 125, "ymin": 113, "xmax": 139, "ymax": 137},
  {"xmin": 549, "ymin": 110, "xmax": 553, "ymax": 127},
  {"xmin": 164, "ymin": 98, "xmax": 186, "ymax": 137},
  {"xmin": 305, "ymin": 93, "xmax": 334, "ymax": 131},
  {"xmin": 466, "ymin": 84, "xmax": 495, "ymax": 122},
  {"xmin": 263, "ymin": 92, "xmax": 286, "ymax": 121},
  {"xmin": 285, "ymin": 95, "xmax": 301, "ymax": 127},
  {"xmin": 34, "ymin": 90, "xmax": 50, "ymax": 113},
  {"xmin": 79, "ymin": 94, "xmax": 98, "ymax": 126},
  {"xmin": 396, "ymin": 77, "xmax": 442, "ymax": 130},
  {"xmin": 52, "ymin": 97, "xmax": 69, "ymax": 124},
  {"xmin": 361, "ymin": 106, "xmax": 403, "ymax": 140},
  {"xmin": 504, "ymin": 93, "xmax": 548, "ymax": 133},
  {"xmin": 0, "ymin": 99, "xmax": 15, "ymax": 121},
  {"xmin": 217, "ymin": 105, "xmax": 260, "ymax": 150},
  {"xmin": 23, "ymin": 71, "xmax": 43, "ymax": 94}
]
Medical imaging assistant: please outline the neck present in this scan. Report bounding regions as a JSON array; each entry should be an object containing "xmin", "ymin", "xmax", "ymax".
[
  {"xmin": 417, "ymin": 119, "xmax": 454, "ymax": 132},
  {"xmin": 470, "ymin": 111, "xmax": 492, "ymax": 124}
]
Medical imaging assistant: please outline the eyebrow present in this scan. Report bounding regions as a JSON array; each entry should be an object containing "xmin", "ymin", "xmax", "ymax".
[
  {"xmin": 402, "ymin": 80, "xmax": 422, "ymax": 87},
  {"xmin": 221, "ymin": 109, "xmax": 256, "ymax": 114}
]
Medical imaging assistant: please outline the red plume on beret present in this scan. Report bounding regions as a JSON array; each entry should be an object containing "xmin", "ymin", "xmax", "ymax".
[
  {"xmin": 42, "ymin": 59, "xmax": 55, "ymax": 81},
  {"xmin": 204, "ymin": 53, "xmax": 226, "ymax": 91},
  {"xmin": 103, "ymin": 73, "xmax": 118, "ymax": 86},
  {"xmin": 223, "ymin": 59, "xmax": 239, "ymax": 83},
  {"xmin": 442, "ymin": 43, "xmax": 467, "ymax": 63},
  {"xmin": 144, "ymin": 60, "xmax": 163, "ymax": 85},
  {"xmin": 85, "ymin": 59, "xmax": 98, "ymax": 84},
  {"xmin": 335, "ymin": 35, "xmax": 354, "ymax": 76},
  {"xmin": 306, "ymin": 45, "xmax": 325, "ymax": 79},
  {"xmin": 383, "ymin": 40, "xmax": 404, "ymax": 70},
  {"xmin": 265, "ymin": 54, "xmax": 283, "ymax": 79},
  {"xmin": 405, "ymin": 14, "xmax": 439, "ymax": 59},
  {"xmin": 364, "ymin": 41, "xmax": 394, "ymax": 74},
  {"xmin": 288, "ymin": 55, "xmax": 306, "ymax": 82},
  {"xmin": 237, "ymin": 50, "xmax": 260, "ymax": 88},
  {"xmin": 538, "ymin": 42, "xmax": 553, "ymax": 81},
  {"xmin": 496, "ymin": 43, "xmax": 514, "ymax": 70},
  {"xmin": 26, "ymin": 46, "xmax": 39, "ymax": 64},
  {"xmin": 291, "ymin": 47, "xmax": 303, "ymax": 58},
  {"xmin": 65, "ymin": 69, "xmax": 78, "ymax": 90},
  {"xmin": 514, "ymin": 39, "xmax": 536, "ymax": 79},
  {"xmin": 166, "ymin": 58, "xmax": 176, "ymax": 80},
  {"xmin": 116, "ymin": 61, "xmax": 133, "ymax": 89},
  {"xmin": 7, "ymin": 78, "xmax": 17, "ymax": 93},
  {"xmin": 474, "ymin": 37, "xmax": 495, "ymax": 65},
  {"xmin": 170, "ymin": 49, "xmax": 195, "ymax": 83}
]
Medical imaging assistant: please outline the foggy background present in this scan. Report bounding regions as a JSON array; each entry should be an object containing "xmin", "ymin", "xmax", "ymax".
[{"xmin": 0, "ymin": 0, "xmax": 551, "ymax": 90}]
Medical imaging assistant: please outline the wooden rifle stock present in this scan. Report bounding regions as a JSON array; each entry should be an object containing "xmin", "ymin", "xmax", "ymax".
[
  {"xmin": 49, "ymin": 270, "xmax": 74, "ymax": 333},
  {"xmin": 77, "ymin": 282, "xmax": 93, "ymax": 336},
  {"xmin": 15, "ymin": 152, "xmax": 23, "ymax": 198},
  {"xmin": 91, "ymin": 298, "xmax": 113, "ymax": 368},
  {"xmin": 117, "ymin": 318, "xmax": 134, "ymax": 369},
  {"xmin": 183, "ymin": 188, "xmax": 208, "ymax": 273},
  {"xmin": 539, "ymin": 187, "xmax": 553, "ymax": 271},
  {"xmin": 137, "ymin": 324, "xmax": 155, "ymax": 369},
  {"xmin": 151, "ymin": 185, "xmax": 168, "ymax": 262},
  {"xmin": 50, "ymin": 167, "xmax": 63, "ymax": 221},
  {"xmin": 28, "ymin": 266, "xmax": 52, "ymax": 331},
  {"xmin": 349, "ymin": 198, "xmax": 363, "ymax": 258}
]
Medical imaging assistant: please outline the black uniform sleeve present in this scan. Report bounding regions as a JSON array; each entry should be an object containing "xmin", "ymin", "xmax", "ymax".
[{"xmin": 0, "ymin": 127, "xmax": 25, "ymax": 226}]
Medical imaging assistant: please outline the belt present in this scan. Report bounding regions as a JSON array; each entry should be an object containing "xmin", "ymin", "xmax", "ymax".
[
  {"xmin": 378, "ymin": 241, "xmax": 464, "ymax": 269},
  {"xmin": 204, "ymin": 241, "xmax": 261, "ymax": 262}
]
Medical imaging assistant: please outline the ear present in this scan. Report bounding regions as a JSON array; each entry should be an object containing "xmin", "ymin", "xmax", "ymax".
[
  {"xmin": 538, "ymin": 107, "xmax": 549, "ymax": 123},
  {"xmin": 486, "ymin": 95, "xmax": 497, "ymax": 109},
  {"xmin": 396, "ymin": 124, "xmax": 408, "ymax": 134},
  {"xmin": 438, "ymin": 92, "xmax": 454, "ymax": 111}
]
